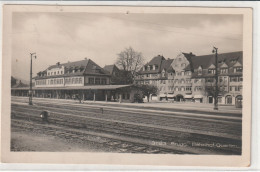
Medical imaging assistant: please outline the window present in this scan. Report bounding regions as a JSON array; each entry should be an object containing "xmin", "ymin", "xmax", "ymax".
[
  {"xmin": 155, "ymin": 65, "xmax": 158, "ymax": 70},
  {"xmin": 79, "ymin": 78, "xmax": 82, "ymax": 84},
  {"xmin": 57, "ymin": 71, "xmax": 59, "ymax": 74},
  {"xmin": 127, "ymin": 93, "xmax": 130, "ymax": 99},
  {"xmin": 95, "ymin": 78, "xmax": 100, "ymax": 84},
  {"xmin": 238, "ymin": 86, "xmax": 242, "ymax": 91},
  {"xmin": 220, "ymin": 68, "xmax": 228, "ymax": 74},
  {"xmin": 234, "ymin": 67, "xmax": 242, "ymax": 73},
  {"xmin": 51, "ymin": 72, "xmax": 53, "ymax": 75},
  {"xmin": 206, "ymin": 78, "xmax": 214, "ymax": 83},
  {"xmin": 208, "ymin": 69, "xmax": 215, "ymax": 74},
  {"xmin": 198, "ymin": 69, "xmax": 202, "ymax": 75},
  {"xmin": 162, "ymin": 72, "xmax": 165, "ymax": 77},
  {"xmin": 219, "ymin": 77, "xmax": 223, "ymax": 82},
  {"xmin": 239, "ymin": 77, "xmax": 243, "ymax": 82},
  {"xmin": 230, "ymin": 77, "xmax": 238, "ymax": 82},
  {"xmin": 89, "ymin": 78, "xmax": 94, "ymax": 84},
  {"xmin": 181, "ymin": 63, "xmax": 186, "ymax": 68},
  {"xmin": 181, "ymin": 71, "xmax": 185, "ymax": 76},
  {"xmin": 181, "ymin": 79, "xmax": 185, "ymax": 84},
  {"xmin": 181, "ymin": 87, "xmax": 185, "ymax": 91},
  {"xmin": 186, "ymin": 86, "xmax": 192, "ymax": 91},
  {"xmin": 122, "ymin": 94, "xmax": 125, "ymax": 99},
  {"xmin": 186, "ymin": 79, "xmax": 191, "ymax": 84},
  {"xmin": 61, "ymin": 71, "xmax": 63, "ymax": 74}
]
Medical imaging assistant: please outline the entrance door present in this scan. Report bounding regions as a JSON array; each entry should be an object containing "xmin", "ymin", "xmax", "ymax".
[
  {"xmin": 209, "ymin": 97, "xmax": 213, "ymax": 103},
  {"xmin": 176, "ymin": 95, "xmax": 183, "ymax": 102},
  {"xmin": 226, "ymin": 95, "xmax": 232, "ymax": 104}
]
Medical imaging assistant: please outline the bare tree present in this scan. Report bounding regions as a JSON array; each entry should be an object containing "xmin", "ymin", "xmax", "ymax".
[
  {"xmin": 116, "ymin": 47, "xmax": 144, "ymax": 83},
  {"xmin": 204, "ymin": 77, "xmax": 228, "ymax": 102}
]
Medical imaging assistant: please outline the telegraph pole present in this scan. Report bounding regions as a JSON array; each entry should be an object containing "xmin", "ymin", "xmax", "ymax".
[
  {"xmin": 29, "ymin": 53, "xmax": 36, "ymax": 105},
  {"xmin": 212, "ymin": 47, "xmax": 218, "ymax": 110}
]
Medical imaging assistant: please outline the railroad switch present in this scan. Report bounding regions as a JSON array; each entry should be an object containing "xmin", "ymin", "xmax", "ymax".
[{"xmin": 40, "ymin": 110, "xmax": 50, "ymax": 123}]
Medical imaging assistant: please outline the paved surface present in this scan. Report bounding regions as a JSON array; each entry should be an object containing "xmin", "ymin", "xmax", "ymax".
[{"xmin": 11, "ymin": 96, "xmax": 242, "ymax": 154}]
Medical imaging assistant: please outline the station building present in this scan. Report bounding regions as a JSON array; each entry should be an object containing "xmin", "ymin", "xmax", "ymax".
[{"xmin": 11, "ymin": 58, "xmax": 143, "ymax": 103}]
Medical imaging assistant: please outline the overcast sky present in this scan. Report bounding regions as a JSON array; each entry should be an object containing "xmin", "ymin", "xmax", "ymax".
[{"xmin": 11, "ymin": 12, "xmax": 243, "ymax": 81}]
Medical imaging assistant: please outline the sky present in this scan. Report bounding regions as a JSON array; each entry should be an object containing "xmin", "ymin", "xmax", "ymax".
[{"xmin": 11, "ymin": 12, "xmax": 243, "ymax": 81}]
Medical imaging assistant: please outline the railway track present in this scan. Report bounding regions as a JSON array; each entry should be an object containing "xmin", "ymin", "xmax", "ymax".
[
  {"xmin": 12, "ymin": 102, "xmax": 242, "ymax": 136},
  {"xmin": 11, "ymin": 120, "xmax": 186, "ymax": 154},
  {"xmin": 11, "ymin": 103, "xmax": 242, "ymax": 154}
]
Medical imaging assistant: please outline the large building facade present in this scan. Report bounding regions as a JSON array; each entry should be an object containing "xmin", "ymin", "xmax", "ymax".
[
  {"xmin": 12, "ymin": 58, "xmax": 143, "ymax": 103},
  {"xmin": 136, "ymin": 51, "xmax": 243, "ymax": 105},
  {"xmin": 135, "ymin": 55, "xmax": 174, "ymax": 100}
]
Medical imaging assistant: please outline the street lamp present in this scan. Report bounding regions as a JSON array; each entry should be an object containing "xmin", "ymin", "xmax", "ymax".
[
  {"xmin": 29, "ymin": 53, "xmax": 36, "ymax": 105},
  {"xmin": 212, "ymin": 47, "xmax": 218, "ymax": 110}
]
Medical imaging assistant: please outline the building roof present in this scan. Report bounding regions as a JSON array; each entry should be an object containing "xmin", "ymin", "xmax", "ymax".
[
  {"xmin": 12, "ymin": 80, "xmax": 29, "ymax": 88},
  {"xmin": 103, "ymin": 64, "xmax": 119, "ymax": 74},
  {"xmin": 189, "ymin": 51, "xmax": 242, "ymax": 70},
  {"xmin": 189, "ymin": 51, "xmax": 243, "ymax": 78},
  {"xmin": 138, "ymin": 55, "xmax": 174, "ymax": 74},
  {"xmin": 34, "ymin": 58, "xmax": 110, "ymax": 79}
]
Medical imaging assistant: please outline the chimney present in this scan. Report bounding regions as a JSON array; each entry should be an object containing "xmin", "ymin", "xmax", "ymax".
[
  {"xmin": 85, "ymin": 57, "xmax": 87, "ymax": 60},
  {"xmin": 56, "ymin": 62, "xmax": 60, "ymax": 66}
]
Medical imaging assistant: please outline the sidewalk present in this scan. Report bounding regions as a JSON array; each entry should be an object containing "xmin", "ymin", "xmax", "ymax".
[{"xmin": 12, "ymin": 96, "xmax": 242, "ymax": 114}]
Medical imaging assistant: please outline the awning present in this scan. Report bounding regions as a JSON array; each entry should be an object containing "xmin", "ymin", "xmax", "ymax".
[
  {"xmin": 184, "ymin": 95, "xmax": 193, "ymax": 99},
  {"xmin": 167, "ymin": 94, "xmax": 175, "ymax": 98},
  {"xmin": 11, "ymin": 85, "xmax": 131, "ymax": 91},
  {"xmin": 159, "ymin": 93, "xmax": 167, "ymax": 97},
  {"xmin": 194, "ymin": 95, "xmax": 203, "ymax": 99}
]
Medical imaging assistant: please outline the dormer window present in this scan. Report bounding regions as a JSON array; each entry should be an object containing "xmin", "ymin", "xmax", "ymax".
[
  {"xmin": 155, "ymin": 65, "xmax": 158, "ymax": 70},
  {"xmin": 234, "ymin": 67, "xmax": 242, "ymax": 73},
  {"xmin": 198, "ymin": 66, "xmax": 202, "ymax": 75},
  {"xmin": 57, "ymin": 71, "xmax": 59, "ymax": 74},
  {"xmin": 208, "ymin": 69, "xmax": 215, "ymax": 74},
  {"xmin": 220, "ymin": 68, "xmax": 228, "ymax": 74},
  {"xmin": 61, "ymin": 71, "xmax": 63, "ymax": 75}
]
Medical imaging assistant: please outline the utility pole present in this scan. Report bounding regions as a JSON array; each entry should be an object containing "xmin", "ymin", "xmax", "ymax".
[
  {"xmin": 212, "ymin": 47, "xmax": 218, "ymax": 110},
  {"xmin": 29, "ymin": 53, "xmax": 36, "ymax": 105}
]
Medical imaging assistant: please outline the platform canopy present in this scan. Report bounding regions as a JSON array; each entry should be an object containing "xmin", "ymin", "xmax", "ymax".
[{"xmin": 11, "ymin": 85, "xmax": 132, "ymax": 90}]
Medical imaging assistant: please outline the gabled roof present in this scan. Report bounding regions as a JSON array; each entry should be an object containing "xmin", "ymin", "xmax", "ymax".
[
  {"xmin": 190, "ymin": 51, "xmax": 243, "ymax": 78},
  {"xmin": 103, "ymin": 64, "xmax": 119, "ymax": 74},
  {"xmin": 161, "ymin": 59, "xmax": 174, "ymax": 72},
  {"xmin": 48, "ymin": 59, "xmax": 89, "ymax": 70},
  {"xmin": 34, "ymin": 58, "xmax": 110, "ymax": 79},
  {"xmin": 189, "ymin": 51, "xmax": 242, "ymax": 70},
  {"xmin": 139, "ymin": 55, "xmax": 174, "ymax": 74},
  {"xmin": 12, "ymin": 81, "xmax": 29, "ymax": 88}
]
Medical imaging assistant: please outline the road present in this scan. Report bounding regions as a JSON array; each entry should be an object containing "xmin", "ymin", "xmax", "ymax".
[{"xmin": 11, "ymin": 96, "xmax": 242, "ymax": 154}]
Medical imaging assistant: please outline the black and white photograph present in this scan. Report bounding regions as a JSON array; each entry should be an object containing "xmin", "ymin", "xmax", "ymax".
[{"xmin": 1, "ymin": 5, "xmax": 252, "ymax": 166}]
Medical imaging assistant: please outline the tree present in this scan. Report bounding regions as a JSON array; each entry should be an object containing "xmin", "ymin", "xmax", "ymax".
[
  {"xmin": 204, "ymin": 77, "xmax": 228, "ymax": 103},
  {"xmin": 11, "ymin": 76, "xmax": 17, "ymax": 87},
  {"xmin": 116, "ymin": 47, "xmax": 144, "ymax": 83},
  {"xmin": 136, "ymin": 84, "xmax": 158, "ymax": 102}
]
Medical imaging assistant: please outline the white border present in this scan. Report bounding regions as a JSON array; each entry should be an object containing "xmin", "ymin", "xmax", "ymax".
[{"xmin": 0, "ymin": 1, "xmax": 259, "ymax": 171}]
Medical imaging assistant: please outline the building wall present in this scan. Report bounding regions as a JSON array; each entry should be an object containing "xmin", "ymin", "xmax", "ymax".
[{"xmin": 171, "ymin": 53, "xmax": 192, "ymax": 98}]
